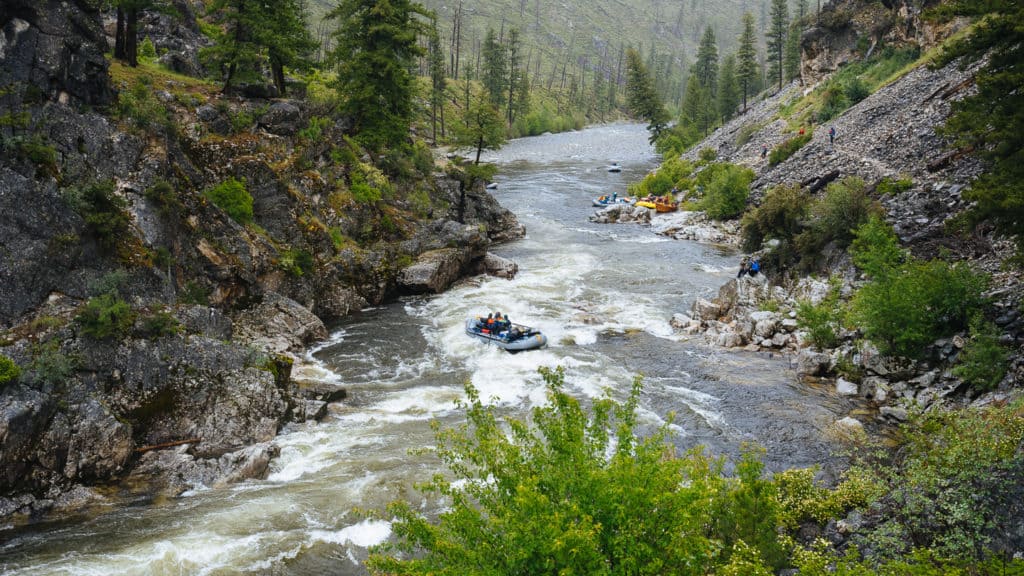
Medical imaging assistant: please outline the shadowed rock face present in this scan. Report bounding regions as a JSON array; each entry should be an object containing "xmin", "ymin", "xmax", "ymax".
[{"xmin": 0, "ymin": 0, "xmax": 112, "ymax": 108}]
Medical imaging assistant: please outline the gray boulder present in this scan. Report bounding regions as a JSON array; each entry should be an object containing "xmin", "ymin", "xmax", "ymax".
[
  {"xmin": 399, "ymin": 248, "xmax": 471, "ymax": 294},
  {"xmin": 233, "ymin": 292, "xmax": 328, "ymax": 353}
]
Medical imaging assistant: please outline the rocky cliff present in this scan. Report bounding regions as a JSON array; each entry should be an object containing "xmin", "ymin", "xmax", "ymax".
[
  {"xmin": 0, "ymin": 0, "xmax": 522, "ymax": 522},
  {"xmin": 668, "ymin": 1, "xmax": 1022, "ymax": 416}
]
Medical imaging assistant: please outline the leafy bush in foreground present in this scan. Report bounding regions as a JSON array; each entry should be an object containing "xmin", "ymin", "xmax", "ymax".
[
  {"xmin": 700, "ymin": 162, "xmax": 754, "ymax": 220},
  {"xmin": 76, "ymin": 293, "xmax": 135, "ymax": 340}
]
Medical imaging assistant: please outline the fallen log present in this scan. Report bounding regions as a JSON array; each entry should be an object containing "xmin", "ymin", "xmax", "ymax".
[
  {"xmin": 806, "ymin": 169, "xmax": 842, "ymax": 194},
  {"xmin": 927, "ymin": 146, "xmax": 974, "ymax": 172},
  {"xmin": 135, "ymin": 438, "xmax": 201, "ymax": 453}
]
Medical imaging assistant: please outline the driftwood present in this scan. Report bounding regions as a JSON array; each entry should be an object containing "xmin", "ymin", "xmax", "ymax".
[
  {"xmin": 927, "ymin": 146, "xmax": 974, "ymax": 172},
  {"xmin": 804, "ymin": 169, "xmax": 842, "ymax": 194},
  {"xmin": 135, "ymin": 438, "xmax": 201, "ymax": 453}
]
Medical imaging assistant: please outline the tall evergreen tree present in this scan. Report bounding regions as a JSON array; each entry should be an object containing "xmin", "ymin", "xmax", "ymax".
[
  {"xmin": 260, "ymin": 0, "xmax": 316, "ymax": 96},
  {"xmin": 766, "ymin": 0, "xmax": 788, "ymax": 90},
  {"xmin": 737, "ymin": 12, "xmax": 759, "ymax": 111},
  {"xmin": 328, "ymin": 0, "xmax": 427, "ymax": 151},
  {"xmin": 718, "ymin": 54, "xmax": 740, "ymax": 122},
  {"xmin": 681, "ymin": 70, "xmax": 711, "ymax": 135},
  {"xmin": 932, "ymin": 0, "xmax": 1024, "ymax": 258},
  {"xmin": 505, "ymin": 28, "xmax": 522, "ymax": 127},
  {"xmin": 204, "ymin": 0, "xmax": 263, "ymax": 92},
  {"xmin": 481, "ymin": 28, "xmax": 507, "ymax": 107},
  {"xmin": 428, "ymin": 15, "xmax": 447, "ymax": 141},
  {"xmin": 783, "ymin": 21, "xmax": 801, "ymax": 83},
  {"xmin": 453, "ymin": 87, "xmax": 506, "ymax": 165},
  {"xmin": 113, "ymin": 0, "xmax": 160, "ymax": 67},
  {"xmin": 624, "ymin": 47, "xmax": 670, "ymax": 142},
  {"xmin": 694, "ymin": 26, "xmax": 719, "ymax": 97}
]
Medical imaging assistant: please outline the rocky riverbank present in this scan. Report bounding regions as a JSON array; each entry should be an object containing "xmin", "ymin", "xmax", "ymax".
[{"xmin": 0, "ymin": 0, "xmax": 524, "ymax": 523}]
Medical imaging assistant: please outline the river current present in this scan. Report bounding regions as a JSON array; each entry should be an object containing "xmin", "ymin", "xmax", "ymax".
[{"xmin": 0, "ymin": 124, "xmax": 854, "ymax": 575}]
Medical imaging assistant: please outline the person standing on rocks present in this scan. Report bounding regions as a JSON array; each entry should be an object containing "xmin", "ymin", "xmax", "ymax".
[
  {"xmin": 829, "ymin": 126, "xmax": 836, "ymax": 148},
  {"xmin": 761, "ymin": 145, "xmax": 768, "ymax": 160}
]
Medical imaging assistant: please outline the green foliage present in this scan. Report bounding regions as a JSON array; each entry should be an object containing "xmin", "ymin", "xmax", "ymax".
[
  {"xmin": 367, "ymin": 366, "xmax": 775, "ymax": 575},
  {"xmin": 137, "ymin": 308, "xmax": 181, "ymax": 338},
  {"xmin": 0, "ymin": 354, "xmax": 21, "ymax": 387},
  {"xmin": 797, "ymin": 278, "xmax": 843, "ymax": 350},
  {"xmin": 144, "ymin": 179, "xmax": 182, "ymax": 216},
  {"xmin": 451, "ymin": 87, "xmax": 507, "ymax": 164},
  {"xmin": 850, "ymin": 216, "xmax": 905, "ymax": 279},
  {"xmin": 767, "ymin": 0, "xmax": 789, "ymax": 89},
  {"xmin": 876, "ymin": 175, "xmax": 913, "ymax": 195},
  {"xmin": 629, "ymin": 156, "xmax": 694, "ymax": 198},
  {"xmin": 736, "ymin": 12, "xmax": 759, "ymax": 109},
  {"xmin": 700, "ymin": 163, "xmax": 754, "ymax": 220},
  {"xmin": 848, "ymin": 258, "xmax": 988, "ymax": 358},
  {"xmin": 853, "ymin": 401, "xmax": 1024, "ymax": 562},
  {"xmin": 929, "ymin": 1, "xmax": 1024, "ymax": 258},
  {"xmin": 625, "ymin": 48, "xmax": 670, "ymax": 142},
  {"xmin": 298, "ymin": 115, "xmax": 330, "ymax": 142},
  {"xmin": 65, "ymin": 181, "xmax": 133, "ymax": 254},
  {"xmin": 699, "ymin": 147, "xmax": 718, "ymax": 163},
  {"xmin": 205, "ymin": 177, "xmax": 253, "ymax": 223},
  {"xmin": 410, "ymin": 140, "xmax": 434, "ymax": 175},
  {"xmin": 653, "ymin": 122, "xmax": 701, "ymax": 156},
  {"xmin": 4, "ymin": 135, "xmax": 59, "ymax": 178},
  {"xmin": 76, "ymin": 293, "xmax": 135, "ymax": 340},
  {"xmin": 28, "ymin": 341, "xmax": 77, "ymax": 387},
  {"xmin": 952, "ymin": 314, "xmax": 1008, "ymax": 392},
  {"xmin": 139, "ymin": 36, "xmax": 157, "ymax": 60},
  {"xmin": 741, "ymin": 183, "xmax": 810, "ymax": 254},
  {"xmin": 279, "ymin": 247, "xmax": 314, "ymax": 276},
  {"xmin": 328, "ymin": 0, "xmax": 426, "ymax": 151},
  {"xmin": 87, "ymin": 269, "xmax": 130, "ymax": 297},
  {"xmin": 843, "ymin": 76, "xmax": 870, "ymax": 105},
  {"xmin": 801, "ymin": 177, "xmax": 881, "ymax": 252},
  {"xmin": 228, "ymin": 107, "xmax": 255, "ymax": 133},
  {"xmin": 769, "ymin": 131, "xmax": 812, "ymax": 165},
  {"xmin": 350, "ymin": 173, "xmax": 383, "ymax": 205},
  {"xmin": 115, "ymin": 76, "xmax": 170, "ymax": 131}
]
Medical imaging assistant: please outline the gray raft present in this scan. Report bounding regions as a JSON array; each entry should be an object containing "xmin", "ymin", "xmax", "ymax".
[{"xmin": 465, "ymin": 318, "xmax": 548, "ymax": 352}]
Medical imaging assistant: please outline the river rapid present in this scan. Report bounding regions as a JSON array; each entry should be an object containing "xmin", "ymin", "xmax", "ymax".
[{"xmin": 1, "ymin": 124, "xmax": 854, "ymax": 575}]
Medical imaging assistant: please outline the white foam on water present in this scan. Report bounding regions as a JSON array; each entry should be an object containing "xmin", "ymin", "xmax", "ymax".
[{"xmin": 310, "ymin": 518, "xmax": 392, "ymax": 548}]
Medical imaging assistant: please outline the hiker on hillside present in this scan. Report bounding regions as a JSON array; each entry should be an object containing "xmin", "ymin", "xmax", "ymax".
[
  {"xmin": 761, "ymin": 145, "xmax": 768, "ymax": 160},
  {"xmin": 829, "ymin": 126, "xmax": 836, "ymax": 146},
  {"xmin": 737, "ymin": 256, "xmax": 750, "ymax": 278}
]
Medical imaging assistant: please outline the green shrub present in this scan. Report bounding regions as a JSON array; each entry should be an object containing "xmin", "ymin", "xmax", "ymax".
[
  {"xmin": 701, "ymin": 163, "xmax": 754, "ymax": 220},
  {"xmin": 853, "ymin": 401, "xmax": 1024, "ymax": 562},
  {"xmin": 27, "ymin": 341, "xmax": 77, "ymax": 387},
  {"xmin": 848, "ymin": 258, "xmax": 988, "ymax": 358},
  {"xmin": 797, "ymin": 279, "xmax": 843, "ymax": 350},
  {"xmin": 0, "ymin": 354, "xmax": 21, "ymax": 386},
  {"xmin": 87, "ymin": 268, "xmax": 130, "ymax": 297},
  {"xmin": 116, "ymin": 77, "xmax": 170, "ymax": 131},
  {"xmin": 137, "ymin": 308, "xmax": 181, "ymax": 338},
  {"xmin": 952, "ymin": 314, "xmax": 1008, "ymax": 392},
  {"xmin": 769, "ymin": 132, "xmax": 813, "ymax": 165},
  {"xmin": 297, "ymin": 115, "xmax": 330, "ymax": 142},
  {"xmin": 850, "ymin": 216, "xmax": 905, "ymax": 278},
  {"xmin": 802, "ymin": 177, "xmax": 881, "ymax": 251},
  {"xmin": 6, "ymin": 135, "xmax": 59, "ymax": 178},
  {"xmin": 144, "ymin": 179, "xmax": 182, "ymax": 216},
  {"xmin": 876, "ymin": 175, "xmax": 913, "ymax": 195},
  {"xmin": 229, "ymin": 108, "xmax": 255, "ymax": 133},
  {"xmin": 411, "ymin": 140, "xmax": 435, "ymax": 175},
  {"xmin": 735, "ymin": 122, "xmax": 762, "ymax": 148},
  {"xmin": 66, "ymin": 181, "xmax": 133, "ymax": 253},
  {"xmin": 654, "ymin": 122, "xmax": 701, "ymax": 156},
  {"xmin": 844, "ymin": 76, "xmax": 870, "ymax": 105},
  {"xmin": 139, "ymin": 36, "xmax": 157, "ymax": 60},
  {"xmin": 818, "ymin": 87, "xmax": 849, "ymax": 122},
  {"xmin": 76, "ymin": 293, "xmax": 135, "ymax": 340},
  {"xmin": 741, "ymin": 183, "xmax": 810, "ymax": 254},
  {"xmin": 699, "ymin": 147, "xmax": 718, "ymax": 163},
  {"xmin": 205, "ymin": 177, "xmax": 253, "ymax": 223},
  {"xmin": 279, "ymin": 247, "xmax": 314, "ymax": 276}
]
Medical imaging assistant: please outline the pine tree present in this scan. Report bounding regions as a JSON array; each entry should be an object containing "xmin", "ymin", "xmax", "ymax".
[
  {"xmin": 718, "ymin": 54, "xmax": 740, "ymax": 122},
  {"xmin": 933, "ymin": 0, "xmax": 1024, "ymax": 257},
  {"xmin": 113, "ymin": 0, "xmax": 159, "ymax": 67},
  {"xmin": 737, "ymin": 12, "xmax": 759, "ymax": 111},
  {"xmin": 783, "ymin": 21, "xmax": 801, "ymax": 83},
  {"xmin": 328, "ymin": 0, "xmax": 428, "ymax": 152},
  {"xmin": 260, "ymin": 0, "xmax": 316, "ymax": 96},
  {"xmin": 481, "ymin": 28, "xmax": 507, "ymax": 107},
  {"xmin": 766, "ymin": 0, "xmax": 788, "ymax": 90},
  {"xmin": 453, "ymin": 87, "xmax": 506, "ymax": 165},
  {"xmin": 625, "ymin": 47, "xmax": 670, "ymax": 142},
  {"xmin": 428, "ymin": 15, "xmax": 447, "ymax": 141},
  {"xmin": 694, "ymin": 27, "xmax": 719, "ymax": 97},
  {"xmin": 681, "ymin": 70, "xmax": 711, "ymax": 135},
  {"xmin": 505, "ymin": 28, "xmax": 522, "ymax": 127},
  {"xmin": 204, "ymin": 0, "xmax": 264, "ymax": 92}
]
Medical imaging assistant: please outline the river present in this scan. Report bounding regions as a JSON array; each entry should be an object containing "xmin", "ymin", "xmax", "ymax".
[{"xmin": 0, "ymin": 123, "xmax": 854, "ymax": 575}]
